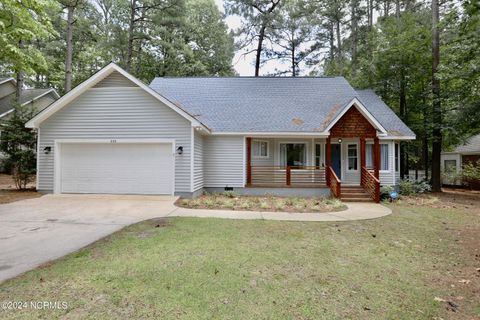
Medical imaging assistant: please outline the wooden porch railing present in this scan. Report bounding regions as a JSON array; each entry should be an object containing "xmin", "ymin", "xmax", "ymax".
[
  {"xmin": 249, "ymin": 166, "xmax": 326, "ymax": 187},
  {"xmin": 361, "ymin": 166, "xmax": 380, "ymax": 202},
  {"xmin": 327, "ymin": 166, "xmax": 341, "ymax": 198}
]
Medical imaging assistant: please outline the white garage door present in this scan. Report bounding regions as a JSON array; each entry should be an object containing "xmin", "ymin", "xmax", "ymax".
[{"xmin": 59, "ymin": 142, "xmax": 174, "ymax": 195}]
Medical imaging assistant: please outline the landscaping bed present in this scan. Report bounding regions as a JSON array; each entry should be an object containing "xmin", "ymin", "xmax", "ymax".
[{"xmin": 177, "ymin": 192, "xmax": 346, "ymax": 212}]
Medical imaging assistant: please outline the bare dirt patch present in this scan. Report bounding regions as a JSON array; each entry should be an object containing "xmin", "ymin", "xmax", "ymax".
[
  {"xmin": 0, "ymin": 174, "xmax": 41, "ymax": 204},
  {"xmin": 401, "ymin": 188, "xmax": 480, "ymax": 212},
  {"xmin": 0, "ymin": 189, "xmax": 42, "ymax": 204}
]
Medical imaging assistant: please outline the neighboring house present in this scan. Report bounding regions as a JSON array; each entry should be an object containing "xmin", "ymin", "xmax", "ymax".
[
  {"xmin": 26, "ymin": 63, "xmax": 415, "ymax": 202},
  {"xmin": 0, "ymin": 77, "xmax": 59, "ymax": 170},
  {"xmin": 441, "ymin": 134, "xmax": 480, "ymax": 186},
  {"xmin": 0, "ymin": 77, "xmax": 59, "ymax": 121}
]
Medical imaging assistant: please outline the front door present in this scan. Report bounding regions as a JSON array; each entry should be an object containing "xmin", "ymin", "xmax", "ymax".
[{"xmin": 331, "ymin": 144, "xmax": 341, "ymax": 179}]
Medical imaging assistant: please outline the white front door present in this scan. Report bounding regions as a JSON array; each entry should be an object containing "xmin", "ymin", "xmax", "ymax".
[{"xmin": 58, "ymin": 142, "xmax": 174, "ymax": 195}]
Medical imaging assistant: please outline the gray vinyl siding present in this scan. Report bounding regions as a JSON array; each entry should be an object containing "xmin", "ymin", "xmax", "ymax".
[
  {"xmin": 38, "ymin": 86, "xmax": 192, "ymax": 193},
  {"xmin": 193, "ymin": 130, "xmax": 204, "ymax": 191},
  {"xmin": 204, "ymin": 136, "xmax": 244, "ymax": 187},
  {"xmin": 93, "ymin": 71, "xmax": 136, "ymax": 88}
]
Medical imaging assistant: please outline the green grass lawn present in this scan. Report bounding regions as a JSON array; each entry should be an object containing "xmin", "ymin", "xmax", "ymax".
[{"xmin": 1, "ymin": 199, "xmax": 479, "ymax": 319}]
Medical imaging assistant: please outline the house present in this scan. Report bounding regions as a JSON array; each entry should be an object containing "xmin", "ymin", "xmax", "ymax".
[
  {"xmin": 0, "ymin": 77, "xmax": 59, "ymax": 121},
  {"xmin": 0, "ymin": 77, "xmax": 59, "ymax": 171},
  {"xmin": 441, "ymin": 133, "xmax": 480, "ymax": 186},
  {"xmin": 25, "ymin": 63, "xmax": 415, "ymax": 202}
]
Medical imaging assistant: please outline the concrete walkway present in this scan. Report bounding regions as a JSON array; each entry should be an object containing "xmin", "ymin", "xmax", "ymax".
[{"xmin": 168, "ymin": 202, "xmax": 392, "ymax": 221}]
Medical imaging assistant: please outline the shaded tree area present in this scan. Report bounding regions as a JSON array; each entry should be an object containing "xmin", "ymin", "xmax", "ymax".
[{"xmin": 1, "ymin": 0, "xmax": 235, "ymax": 94}]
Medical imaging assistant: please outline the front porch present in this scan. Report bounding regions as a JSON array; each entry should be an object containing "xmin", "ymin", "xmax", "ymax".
[{"xmin": 245, "ymin": 136, "xmax": 382, "ymax": 202}]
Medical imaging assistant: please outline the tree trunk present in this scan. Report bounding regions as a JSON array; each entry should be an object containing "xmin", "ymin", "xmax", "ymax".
[
  {"xmin": 367, "ymin": 0, "xmax": 373, "ymax": 28},
  {"xmin": 64, "ymin": 5, "xmax": 74, "ymax": 93},
  {"xmin": 291, "ymin": 42, "xmax": 296, "ymax": 77},
  {"xmin": 336, "ymin": 20, "xmax": 342, "ymax": 75},
  {"xmin": 329, "ymin": 23, "xmax": 335, "ymax": 63},
  {"xmin": 395, "ymin": 0, "xmax": 401, "ymax": 19},
  {"xmin": 431, "ymin": 0, "xmax": 442, "ymax": 192},
  {"xmin": 126, "ymin": 0, "xmax": 137, "ymax": 72},
  {"xmin": 350, "ymin": 0, "xmax": 358, "ymax": 76},
  {"xmin": 15, "ymin": 40, "xmax": 24, "ymax": 99},
  {"xmin": 254, "ymin": 24, "xmax": 266, "ymax": 77},
  {"xmin": 383, "ymin": 0, "xmax": 390, "ymax": 17}
]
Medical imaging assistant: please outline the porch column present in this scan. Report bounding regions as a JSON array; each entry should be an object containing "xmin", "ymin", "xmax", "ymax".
[
  {"xmin": 374, "ymin": 137, "xmax": 380, "ymax": 180},
  {"xmin": 246, "ymin": 137, "xmax": 252, "ymax": 186},
  {"xmin": 360, "ymin": 137, "xmax": 366, "ymax": 186},
  {"xmin": 326, "ymin": 137, "xmax": 331, "ymax": 186}
]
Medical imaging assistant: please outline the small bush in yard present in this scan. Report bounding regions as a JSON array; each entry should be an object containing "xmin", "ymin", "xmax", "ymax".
[
  {"xmin": 399, "ymin": 179, "xmax": 431, "ymax": 196},
  {"xmin": 223, "ymin": 191, "xmax": 239, "ymax": 198},
  {"xmin": 462, "ymin": 160, "xmax": 480, "ymax": 189},
  {"xmin": 326, "ymin": 198, "xmax": 345, "ymax": 209},
  {"xmin": 0, "ymin": 106, "xmax": 37, "ymax": 189},
  {"xmin": 380, "ymin": 185, "xmax": 394, "ymax": 200}
]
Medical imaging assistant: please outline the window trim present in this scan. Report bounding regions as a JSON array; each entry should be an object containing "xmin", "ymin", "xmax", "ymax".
[
  {"xmin": 252, "ymin": 140, "xmax": 269, "ymax": 158},
  {"xmin": 395, "ymin": 143, "xmax": 399, "ymax": 173},
  {"xmin": 279, "ymin": 142, "xmax": 307, "ymax": 167},
  {"xmin": 380, "ymin": 143, "xmax": 390, "ymax": 172},
  {"xmin": 346, "ymin": 143, "xmax": 359, "ymax": 172},
  {"xmin": 315, "ymin": 143, "xmax": 324, "ymax": 168}
]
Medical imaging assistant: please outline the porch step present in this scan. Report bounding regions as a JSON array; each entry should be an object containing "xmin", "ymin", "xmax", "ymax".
[{"xmin": 340, "ymin": 186, "xmax": 373, "ymax": 202}]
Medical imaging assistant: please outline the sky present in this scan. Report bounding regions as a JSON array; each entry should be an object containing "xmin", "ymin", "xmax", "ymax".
[
  {"xmin": 213, "ymin": 0, "xmax": 284, "ymax": 76},
  {"xmin": 213, "ymin": 0, "xmax": 255, "ymax": 76}
]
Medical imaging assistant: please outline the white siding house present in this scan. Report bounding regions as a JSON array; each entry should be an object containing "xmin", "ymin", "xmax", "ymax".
[{"xmin": 27, "ymin": 63, "xmax": 414, "ymax": 200}]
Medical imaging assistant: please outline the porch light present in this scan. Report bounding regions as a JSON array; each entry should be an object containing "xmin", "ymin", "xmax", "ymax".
[
  {"xmin": 176, "ymin": 146, "xmax": 183, "ymax": 155},
  {"xmin": 338, "ymin": 138, "xmax": 342, "ymax": 144},
  {"xmin": 43, "ymin": 146, "xmax": 51, "ymax": 154}
]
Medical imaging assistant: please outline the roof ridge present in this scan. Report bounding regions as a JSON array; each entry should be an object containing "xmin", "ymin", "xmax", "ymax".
[{"xmin": 153, "ymin": 76, "xmax": 345, "ymax": 79}]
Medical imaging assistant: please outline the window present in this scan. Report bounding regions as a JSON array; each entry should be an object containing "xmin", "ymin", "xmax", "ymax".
[
  {"xmin": 252, "ymin": 140, "xmax": 268, "ymax": 158},
  {"xmin": 280, "ymin": 143, "xmax": 306, "ymax": 167},
  {"xmin": 444, "ymin": 160, "xmax": 457, "ymax": 172},
  {"xmin": 395, "ymin": 143, "xmax": 399, "ymax": 172},
  {"xmin": 380, "ymin": 144, "xmax": 389, "ymax": 170},
  {"xmin": 347, "ymin": 144, "xmax": 358, "ymax": 170},
  {"xmin": 366, "ymin": 144, "xmax": 373, "ymax": 168},
  {"xmin": 315, "ymin": 144, "xmax": 323, "ymax": 167}
]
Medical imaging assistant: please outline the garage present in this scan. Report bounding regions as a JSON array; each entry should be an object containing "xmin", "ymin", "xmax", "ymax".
[{"xmin": 56, "ymin": 140, "xmax": 174, "ymax": 195}]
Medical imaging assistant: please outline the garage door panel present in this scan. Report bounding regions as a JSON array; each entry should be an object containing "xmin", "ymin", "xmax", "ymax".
[{"xmin": 59, "ymin": 143, "xmax": 174, "ymax": 195}]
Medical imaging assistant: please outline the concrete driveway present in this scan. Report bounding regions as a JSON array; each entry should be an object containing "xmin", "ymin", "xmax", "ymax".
[{"xmin": 0, "ymin": 194, "xmax": 178, "ymax": 282}]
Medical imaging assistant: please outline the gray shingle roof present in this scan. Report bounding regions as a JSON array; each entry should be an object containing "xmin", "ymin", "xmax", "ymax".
[
  {"xmin": 453, "ymin": 134, "xmax": 480, "ymax": 153},
  {"xmin": 149, "ymin": 77, "xmax": 414, "ymax": 137},
  {"xmin": 0, "ymin": 89, "xmax": 54, "ymax": 115},
  {"xmin": 355, "ymin": 89, "xmax": 415, "ymax": 137}
]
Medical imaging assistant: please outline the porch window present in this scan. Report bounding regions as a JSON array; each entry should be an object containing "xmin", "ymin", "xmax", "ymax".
[
  {"xmin": 347, "ymin": 144, "xmax": 358, "ymax": 170},
  {"xmin": 280, "ymin": 143, "xmax": 306, "ymax": 167},
  {"xmin": 252, "ymin": 140, "xmax": 268, "ymax": 158},
  {"xmin": 366, "ymin": 144, "xmax": 373, "ymax": 168},
  {"xmin": 315, "ymin": 144, "xmax": 323, "ymax": 167},
  {"xmin": 381, "ymin": 144, "xmax": 389, "ymax": 170},
  {"xmin": 395, "ymin": 143, "xmax": 399, "ymax": 172}
]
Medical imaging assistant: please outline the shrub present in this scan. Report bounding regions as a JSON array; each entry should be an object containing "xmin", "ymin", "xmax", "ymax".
[
  {"xmin": 223, "ymin": 191, "xmax": 239, "ymax": 198},
  {"xmin": 461, "ymin": 160, "xmax": 480, "ymax": 189},
  {"xmin": 398, "ymin": 179, "xmax": 431, "ymax": 196},
  {"xmin": 0, "ymin": 106, "xmax": 37, "ymax": 189},
  {"xmin": 380, "ymin": 185, "xmax": 394, "ymax": 200}
]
